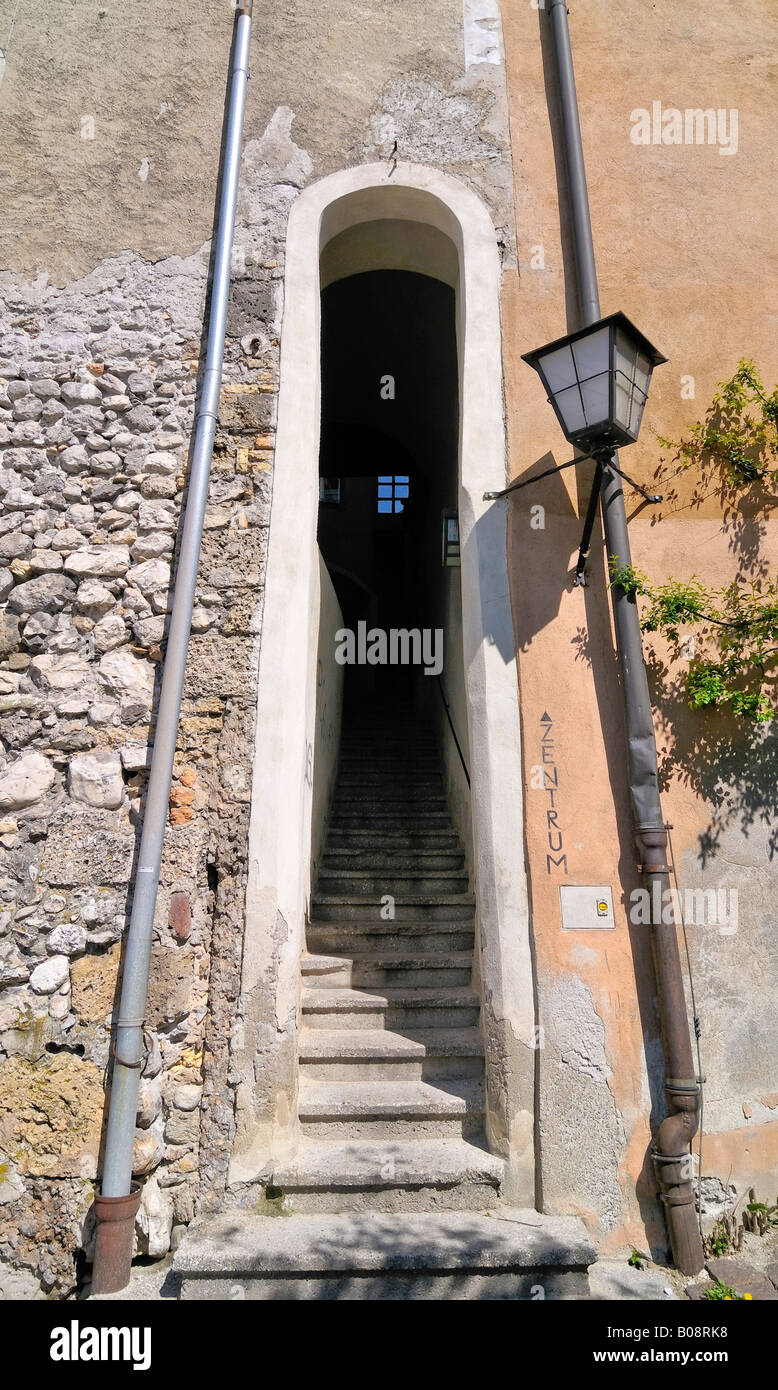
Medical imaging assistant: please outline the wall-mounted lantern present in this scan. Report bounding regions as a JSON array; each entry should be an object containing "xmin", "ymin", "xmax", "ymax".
[
  {"xmin": 484, "ymin": 312, "xmax": 667, "ymax": 586},
  {"xmin": 521, "ymin": 311, "xmax": 667, "ymax": 454}
]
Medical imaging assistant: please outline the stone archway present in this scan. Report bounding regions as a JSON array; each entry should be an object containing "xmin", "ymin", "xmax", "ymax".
[{"xmin": 230, "ymin": 163, "xmax": 536, "ymax": 1205}]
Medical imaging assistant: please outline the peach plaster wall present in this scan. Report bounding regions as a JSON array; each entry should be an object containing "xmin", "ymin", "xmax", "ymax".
[{"xmin": 498, "ymin": 0, "xmax": 778, "ymax": 1254}]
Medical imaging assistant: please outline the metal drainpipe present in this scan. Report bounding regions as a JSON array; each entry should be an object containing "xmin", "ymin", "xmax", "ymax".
[
  {"xmin": 91, "ymin": 0, "xmax": 254, "ymax": 1295},
  {"xmin": 546, "ymin": 0, "xmax": 703, "ymax": 1274}
]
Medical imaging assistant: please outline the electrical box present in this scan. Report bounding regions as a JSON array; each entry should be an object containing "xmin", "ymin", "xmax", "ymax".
[{"xmin": 559, "ymin": 885, "xmax": 615, "ymax": 931}]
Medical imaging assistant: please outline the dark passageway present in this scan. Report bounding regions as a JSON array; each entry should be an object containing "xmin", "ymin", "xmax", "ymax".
[{"xmin": 317, "ymin": 268, "xmax": 459, "ymax": 711}]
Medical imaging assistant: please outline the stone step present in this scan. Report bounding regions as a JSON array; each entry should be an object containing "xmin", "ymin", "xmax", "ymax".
[
  {"xmin": 298, "ymin": 1077, "xmax": 484, "ymax": 1138},
  {"xmin": 327, "ymin": 818, "xmax": 455, "ymax": 837},
  {"xmin": 340, "ymin": 721, "xmax": 433, "ymax": 734},
  {"xmin": 330, "ymin": 806, "xmax": 453, "ymax": 820},
  {"xmin": 333, "ymin": 786, "xmax": 444, "ymax": 803},
  {"xmin": 338, "ymin": 745, "xmax": 439, "ymax": 759},
  {"xmin": 299, "ymin": 1026, "xmax": 484, "ymax": 1081},
  {"xmin": 337, "ymin": 758, "xmax": 439, "ymax": 772},
  {"xmin": 330, "ymin": 795, "xmax": 447, "ymax": 806},
  {"xmin": 267, "ymin": 1138, "xmax": 504, "ymax": 1211},
  {"xmin": 307, "ymin": 921, "xmax": 475, "ymax": 954},
  {"xmin": 339, "ymin": 747, "xmax": 436, "ymax": 756},
  {"xmin": 317, "ymin": 869, "xmax": 470, "ymax": 896},
  {"xmin": 301, "ymin": 986, "xmax": 480, "ymax": 1031},
  {"xmin": 175, "ymin": 1210, "xmax": 596, "ymax": 1300},
  {"xmin": 322, "ymin": 848, "xmax": 465, "ymax": 872},
  {"xmin": 337, "ymin": 760, "xmax": 442, "ymax": 774},
  {"xmin": 335, "ymin": 774, "xmax": 443, "ymax": 790},
  {"xmin": 325, "ymin": 829, "xmax": 461, "ymax": 851},
  {"xmin": 311, "ymin": 895, "xmax": 475, "ymax": 922},
  {"xmin": 301, "ymin": 951, "xmax": 473, "ymax": 990}
]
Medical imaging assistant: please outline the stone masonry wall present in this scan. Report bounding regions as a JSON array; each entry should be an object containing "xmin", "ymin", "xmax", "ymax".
[{"xmin": 0, "ymin": 145, "xmax": 301, "ymax": 1294}]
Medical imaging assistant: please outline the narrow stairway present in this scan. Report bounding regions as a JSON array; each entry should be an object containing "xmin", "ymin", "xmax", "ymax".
[
  {"xmin": 272, "ymin": 702, "xmax": 504, "ymax": 1211},
  {"xmin": 175, "ymin": 700, "xmax": 597, "ymax": 1296}
]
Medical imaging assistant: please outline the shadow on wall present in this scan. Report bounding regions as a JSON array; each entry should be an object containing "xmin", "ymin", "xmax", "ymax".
[
  {"xmin": 503, "ymin": 453, "xmax": 582, "ymax": 653},
  {"xmin": 644, "ymin": 453, "xmax": 778, "ymax": 863},
  {"xmin": 460, "ymin": 499, "xmax": 518, "ymax": 666},
  {"xmin": 647, "ymin": 660, "xmax": 778, "ymax": 864},
  {"xmin": 649, "ymin": 433, "xmax": 778, "ymax": 585}
]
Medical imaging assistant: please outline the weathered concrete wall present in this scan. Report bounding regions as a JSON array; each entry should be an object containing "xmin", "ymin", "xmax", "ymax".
[{"xmin": 500, "ymin": 0, "xmax": 778, "ymax": 1255}]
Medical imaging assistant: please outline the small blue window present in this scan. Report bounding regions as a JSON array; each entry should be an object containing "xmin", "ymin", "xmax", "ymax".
[{"xmin": 377, "ymin": 475, "xmax": 410, "ymax": 514}]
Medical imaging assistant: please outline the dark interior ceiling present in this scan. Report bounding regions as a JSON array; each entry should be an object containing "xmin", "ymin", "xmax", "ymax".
[{"xmin": 319, "ymin": 269, "xmax": 458, "ymax": 481}]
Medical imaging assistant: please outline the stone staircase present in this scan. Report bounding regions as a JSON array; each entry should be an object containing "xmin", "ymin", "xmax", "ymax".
[
  {"xmin": 277, "ymin": 707, "xmax": 502, "ymax": 1212},
  {"xmin": 175, "ymin": 702, "xmax": 595, "ymax": 1298}
]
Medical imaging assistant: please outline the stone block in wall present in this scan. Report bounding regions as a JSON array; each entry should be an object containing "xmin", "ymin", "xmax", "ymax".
[
  {"xmin": 40, "ymin": 809, "xmax": 136, "ymax": 886},
  {"xmin": 70, "ymin": 944, "xmax": 122, "ymax": 1025},
  {"xmin": 164, "ymin": 1107, "xmax": 199, "ymax": 1147},
  {"xmin": 168, "ymin": 891, "xmax": 192, "ymax": 943},
  {"xmin": 136, "ymin": 1173, "xmax": 173, "ymax": 1258},
  {"xmin": 219, "ymin": 593, "xmax": 263, "ymax": 638},
  {"xmin": 199, "ymin": 527, "xmax": 266, "ymax": 590},
  {"xmin": 133, "ymin": 1123, "xmax": 165, "ymax": 1177},
  {"xmin": 0, "ymin": 612, "xmax": 20, "ymax": 656},
  {"xmin": 218, "ymin": 383, "xmax": 275, "ymax": 433},
  {"xmin": 181, "ymin": 636, "xmax": 255, "ymax": 701},
  {"xmin": 97, "ymin": 648, "xmax": 155, "ymax": 723},
  {"xmin": 145, "ymin": 945, "xmax": 197, "ymax": 1028},
  {"xmin": 68, "ymin": 750, "xmax": 125, "ymax": 809},
  {"xmin": 0, "ymin": 1054, "xmax": 103, "ymax": 1178},
  {"xmin": 0, "ymin": 750, "xmax": 56, "ymax": 811},
  {"xmin": 0, "ymin": 989, "xmax": 58, "ymax": 1060},
  {"xmin": 6, "ymin": 574, "xmax": 76, "ymax": 615}
]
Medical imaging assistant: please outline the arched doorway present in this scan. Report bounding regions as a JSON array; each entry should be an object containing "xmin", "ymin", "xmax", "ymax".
[{"xmin": 231, "ymin": 165, "xmax": 535, "ymax": 1205}]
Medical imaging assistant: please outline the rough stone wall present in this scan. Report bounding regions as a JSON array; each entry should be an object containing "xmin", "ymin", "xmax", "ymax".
[{"xmin": 0, "ymin": 193, "xmax": 287, "ymax": 1295}]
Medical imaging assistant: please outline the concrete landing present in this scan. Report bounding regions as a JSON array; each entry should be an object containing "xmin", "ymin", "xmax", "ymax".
[{"xmin": 174, "ymin": 1209, "xmax": 596, "ymax": 1300}]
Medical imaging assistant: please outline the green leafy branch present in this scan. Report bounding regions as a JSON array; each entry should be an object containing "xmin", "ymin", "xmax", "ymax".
[
  {"xmin": 657, "ymin": 359, "xmax": 778, "ymax": 489},
  {"xmin": 608, "ymin": 558, "xmax": 777, "ymax": 722}
]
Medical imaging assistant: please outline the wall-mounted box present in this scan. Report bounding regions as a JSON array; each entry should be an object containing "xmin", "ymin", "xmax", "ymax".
[{"xmin": 559, "ymin": 885, "xmax": 615, "ymax": 931}]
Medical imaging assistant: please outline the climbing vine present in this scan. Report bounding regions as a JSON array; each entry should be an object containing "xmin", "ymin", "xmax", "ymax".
[
  {"xmin": 656, "ymin": 358, "xmax": 778, "ymax": 488},
  {"xmin": 607, "ymin": 360, "xmax": 778, "ymax": 724},
  {"xmin": 608, "ymin": 560, "xmax": 777, "ymax": 723}
]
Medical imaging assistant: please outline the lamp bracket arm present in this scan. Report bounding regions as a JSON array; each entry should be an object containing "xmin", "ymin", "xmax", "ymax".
[{"xmin": 483, "ymin": 455, "xmax": 587, "ymax": 502}]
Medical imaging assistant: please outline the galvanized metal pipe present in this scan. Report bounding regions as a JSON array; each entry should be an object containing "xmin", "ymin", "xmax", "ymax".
[
  {"xmin": 96, "ymin": 0, "xmax": 253, "ymax": 1258},
  {"xmin": 546, "ymin": 0, "xmax": 703, "ymax": 1273}
]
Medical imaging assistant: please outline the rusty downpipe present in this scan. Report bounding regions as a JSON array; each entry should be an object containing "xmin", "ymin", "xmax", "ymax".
[
  {"xmin": 90, "ymin": 0, "xmax": 254, "ymax": 1295},
  {"xmin": 546, "ymin": 0, "xmax": 703, "ymax": 1273}
]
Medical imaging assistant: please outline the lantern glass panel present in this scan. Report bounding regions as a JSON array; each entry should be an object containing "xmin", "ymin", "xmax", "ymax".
[
  {"xmin": 614, "ymin": 380, "xmax": 632, "ymax": 432},
  {"xmin": 539, "ymin": 343, "xmax": 577, "ymax": 393},
  {"xmin": 634, "ymin": 350, "xmax": 652, "ymax": 397},
  {"xmin": 580, "ymin": 372, "xmax": 610, "ymax": 429},
  {"xmin": 613, "ymin": 328, "xmax": 636, "ymax": 432},
  {"xmin": 553, "ymin": 384, "xmax": 587, "ymax": 435},
  {"xmin": 630, "ymin": 393, "xmax": 648, "ymax": 436},
  {"xmin": 571, "ymin": 325, "xmax": 610, "ymax": 382},
  {"xmin": 614, "ymin": 326, "xmax": 637, "ymax": 381}
]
